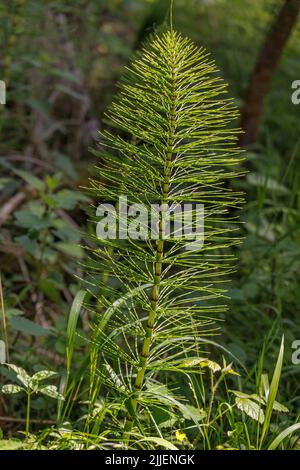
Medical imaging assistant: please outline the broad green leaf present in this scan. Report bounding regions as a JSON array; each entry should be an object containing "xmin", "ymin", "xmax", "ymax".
[
  {"xmin": 1, "ymin": 384, "xmax": 24, "ymax": 394},
  {"xmin": 55, "ymin": 242, "xmax": 84, "ymax": 258},
  {"xmin": 9, "ymin": 316, "xmax": 50, "ymax": 336},
  {"xmin": 4, "ymin": 363, "xmax": 31, "ymax": 387},
  {"xmin": 53, "ymin": 219, "xmax": 81, "ymax": 243},
  {"xmin": 138, "ymin": 436, "xmax": 178, "ymax": 450},
  {"xmin": 39, "ymin": 385, "xmax": 64, "ymax": 400},
  {"xmin": 235, "ymin": 397, "xmax": 265, "ymax": 424},
  {"xmin": 199, "ymin": 359, "xmax": 221, "ymax": 373},
  {"xmin": 14, "ymin": 169, "xmax": 45, "ymax": 191},
  {"xmin": 268, "ymin": 423, "xmax": 300, "ymax": 450},
  {"xmin": 31, "ymin": 370, "xmax": 57, "ymax": 382}
]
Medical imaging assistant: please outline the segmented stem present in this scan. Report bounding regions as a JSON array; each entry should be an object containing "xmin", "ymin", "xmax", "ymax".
[{"xmin": 124, "ymin": 39, "xmax": 177, "ymax": 439}]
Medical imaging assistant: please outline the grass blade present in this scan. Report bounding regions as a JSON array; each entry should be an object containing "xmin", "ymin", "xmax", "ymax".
[
  {"xmin": 66, "ymin": 289, "xmax": 87, "ymax": 379},
  {"xmin": 0, "ymin": 273, "xmax": 9, "ymax": 363},
  {"xmin": 268, "ymin": 422, "xmax": 300, "ymax": 450},
  {"xmin": 259, "ymin": 335, "xmax": 284, "ymax": 448}
]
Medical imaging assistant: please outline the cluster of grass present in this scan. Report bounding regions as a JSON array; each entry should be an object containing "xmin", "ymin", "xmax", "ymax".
[{"xmin": 0, "ymin": 0, "xmax": 299, "ymax": 451}]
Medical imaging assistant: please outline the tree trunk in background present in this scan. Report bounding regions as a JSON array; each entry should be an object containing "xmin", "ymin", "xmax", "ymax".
[{"xmin": 239, "ymin": 0, "xmax": 300, "ymax": 147}]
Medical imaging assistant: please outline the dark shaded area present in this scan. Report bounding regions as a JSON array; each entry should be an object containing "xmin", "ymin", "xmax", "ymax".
[{"xmin": 239, "ymin": 0, "xmax": 300, "ymax": 147}]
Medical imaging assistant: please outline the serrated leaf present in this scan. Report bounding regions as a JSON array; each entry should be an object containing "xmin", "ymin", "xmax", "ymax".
[
  {"xmin": 39, "ymin": 385, "xmax": 64, "ymax": 400},
  {"xmin": 31, "ymin": 370, "xmax": 57, "ymax": 382},
  {"xmin": 1, "ymin": 384, "xmax": 24, "ymax": 394},
  {"xmin": 272, "ymin": 400, "xmax": 289, "ymax": 413},
  {"xmin": 199, "ymin": 359, "xmax": 221, "ymax": 373},
  {"xmin": 9, "ymin": 316, "xmax": 50, "ymax": 336},
  {"xmin": 5, "ymin": 363, "xmax": 31, "ymax": 387},
  {"xmin": 14, "ymin": 169, "xmax": 45, "ymax": 191},
  {"xmin": 84, "ymin": 29, "xmax": 245, "ymax": 425},
  {"xmin": 55, "ymin": 242, "xmax": 84, "ymax": 258},
  {"xmin": 178, "ymin": 357, "xmax": 207, "ymax": 368},
  {"xmin": 225, "ymin": 368, "xmax": 240, "ymax": 376},
  {"xmin": 268, "ymin": 423, "xmax": 300, "ymax": 450},
  {"xmin": 246, "ymin": 173, "xmax": 289, "ymax": 194},
  {"xmin": 235, "ymin": 397, "xmax": 265, "ymax": 424}
]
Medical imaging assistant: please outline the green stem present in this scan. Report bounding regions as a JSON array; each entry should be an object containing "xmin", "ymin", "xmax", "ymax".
[
  {"xmin": 0, "ymin": 273, "xmax": 9, "ymax": 363},
  {"xmin": 206, "ymin": 369, "xmax": 215, "ymax": 426},
  {"xmin": 170, "ymin": 0, "xmax": 174, "ymax": 32},
  {"xmin": 4, "ymin": 0, "xmax": 25, "ymax": 84},
  {"xmin": 123, "ymin": 40, "xmax": 177, "ymax": 442}
]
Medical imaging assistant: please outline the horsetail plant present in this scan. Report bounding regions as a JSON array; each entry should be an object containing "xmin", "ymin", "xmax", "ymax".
[{"xmin": 86, "ymin": 28, "xmax": 244, "ymax": 444}]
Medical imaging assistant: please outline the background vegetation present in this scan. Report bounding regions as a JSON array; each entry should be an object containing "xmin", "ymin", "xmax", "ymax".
[{"xmin": 0, "ymin": 0, "xmax": 300, "ymax": 450}]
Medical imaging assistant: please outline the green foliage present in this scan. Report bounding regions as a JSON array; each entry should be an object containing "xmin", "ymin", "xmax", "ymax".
[
  {"xmin": 66, "ymin": 290, "xmax": 87, "ymax": 380},
  {"xmin": 87, "ymin": 29, "xmax": 243, "ymax": 442},
  {"xmin": 1, "ymin": 362, "xmax": 63, "ymax": 439},
  {"xmin": 0, "ymin": 0, "xmax": 299, "ymax": 452},
  {"xmin": 1, "ymin": 363, "xmax": 63, "ymax": 399}
]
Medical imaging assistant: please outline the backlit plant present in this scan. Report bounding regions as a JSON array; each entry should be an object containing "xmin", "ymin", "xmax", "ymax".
[{"xmin": 86, "ymin": 24, "xmax": 244, "ymax": 444}]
